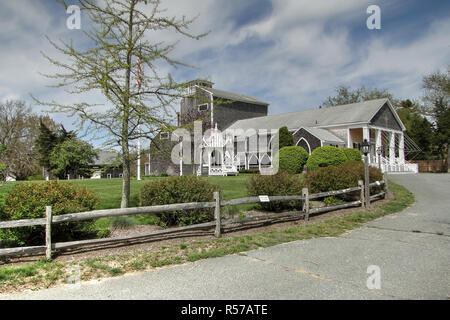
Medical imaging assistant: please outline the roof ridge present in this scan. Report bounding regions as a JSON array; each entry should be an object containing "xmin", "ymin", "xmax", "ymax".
[{"xmin": 232, "ymin": 98, "xmax": 389, "ymax": 125}]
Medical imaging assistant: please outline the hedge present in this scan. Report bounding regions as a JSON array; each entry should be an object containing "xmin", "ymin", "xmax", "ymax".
[
  {"xmin": 0, "ymin": 181, "xmax": 98, "ymax": 247},
  {"xmin": 343, "ymin": 148, "xmax": 362, "ymax": 162},
  {"xmin": 305, "ymin": 161, "xmax": 384, "ymax": 199},
  {"xmin": 278, "ymin": 146, "xmax": 309, "ymax": 173},
  {"xmin": 246, "ymin": 171, "xmax": 305, "ymax": 212},
  {"xmin": 306, "ymin": 146, "xmax": 347, "ymax": 171},
  {"xmin": 140, "ymin": 176, "xmax": 217, "ymax": 226}
]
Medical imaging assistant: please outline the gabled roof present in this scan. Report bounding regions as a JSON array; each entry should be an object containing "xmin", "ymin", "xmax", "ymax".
[
  {"xmin": 227, "ymin": 98, "xmax": 405, "ymax": 131},
  {"xmin": 198, "ymin": 86, "xmax": 269, "ymax": 106},
  {"xmin": 300, "ymin": 127, "xmax": 344, "ymax": 144},
  {"xmin": 93, "ymin": 151, "xmax": 119, "ymax": 166}
]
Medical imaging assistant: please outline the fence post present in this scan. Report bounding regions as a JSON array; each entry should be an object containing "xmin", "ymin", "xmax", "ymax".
[
  {"xmin": 45, "ymin": 206, "xmax": 52, "ymax": 260},
  {"xmin": 358, "ymin": 180, "xmax": 365, "ymax": 208},
  {"xmin": 214, "ymin": 192, "xmax": 221, "ymax": 238},
  {"xmin": 302, "ymin": 188, "xmax": 310, "ymax": 221},
  {"xmin": 383, "ymin": 171, "xmax": 389, "ymax": 198}
]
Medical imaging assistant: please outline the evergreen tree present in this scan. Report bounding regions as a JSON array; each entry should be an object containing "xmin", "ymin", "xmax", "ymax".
[
  {"xmin": 279, "ymin": 126, "xmax": 294, "ymax": 149},
  {"xmin": 36, "ymin": 120, "xmax": 59, "ymax": 169}
]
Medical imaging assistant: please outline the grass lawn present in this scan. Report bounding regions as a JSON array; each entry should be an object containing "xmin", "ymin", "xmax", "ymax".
[
  {"xmin": 0, "ymin": 174, "xmax": 257, "ymax": 230},
  {"xmin": 0, "ymin": 181, "xmax": 415, "ymax": 293},
  {"xmin": 0, "ymin": 175, "xmax": 254, "ymax": 209}
]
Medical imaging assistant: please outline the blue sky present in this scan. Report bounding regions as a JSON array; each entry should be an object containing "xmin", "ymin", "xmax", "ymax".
[{"xmin": 0, "ymin": 0, "xmax": 449, "ymax": 147}]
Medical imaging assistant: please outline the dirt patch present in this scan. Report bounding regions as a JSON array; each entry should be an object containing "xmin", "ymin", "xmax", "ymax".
[{"xmin": 0, "ymin": 193, "xmax": 392, "ymax": 267}]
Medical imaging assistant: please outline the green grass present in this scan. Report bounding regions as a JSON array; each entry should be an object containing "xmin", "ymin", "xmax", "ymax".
[
  {"xmin": 0, "ymin": 181, "xmax": 414, "ymax": 293},
  {"xmin": 0, "ymin": 175, "xmax": 255, "ymax": 231},
  {"xmin": 0, "ymin": 175, "xmax": 253, "ymax": 210}
]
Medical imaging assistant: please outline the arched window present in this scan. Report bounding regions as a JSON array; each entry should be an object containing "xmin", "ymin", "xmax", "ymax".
[{"xmin": 296, "ymin": 138, "xmax": 311, "ymax": 154}]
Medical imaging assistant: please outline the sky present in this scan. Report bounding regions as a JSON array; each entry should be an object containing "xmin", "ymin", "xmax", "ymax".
[{"xmin": 0, "ymin": 0, "xmax": 449, "ymax": 148}]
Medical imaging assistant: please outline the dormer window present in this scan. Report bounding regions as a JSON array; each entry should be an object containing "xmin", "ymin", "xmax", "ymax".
[
  {"xmin": 160, "ymin": 132, "xmax": 170, "ymax": 140},
  {"xmin": 198, "ymin": 104, "xmax": 209, "ymax": 112}
]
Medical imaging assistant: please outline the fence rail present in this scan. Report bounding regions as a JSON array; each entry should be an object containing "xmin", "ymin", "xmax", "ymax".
[{"xmin": 0, "ymin": 180, "xmax": 386, "ymax": 259}]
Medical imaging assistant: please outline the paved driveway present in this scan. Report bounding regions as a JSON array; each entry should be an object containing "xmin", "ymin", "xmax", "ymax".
[{"xmin": 2, "ymin": 174, "xmax": 449, "ymax": 300}]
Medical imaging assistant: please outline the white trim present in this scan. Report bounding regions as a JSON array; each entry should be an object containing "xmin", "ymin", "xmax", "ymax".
[
  {"xmin": 296, "ymin": 137, "xmax": 312, "ymax": 154},
  {"xmin": 368, "ymin": 125, "xmax": 403, "ymax": 134},
  {"xmin": 313, "ymin": 122, "xmax": 369, "ymax": 129},
  {"xmin": 347, "ymin": 128, "xmax": 352, "ymax": 148},
  {"xmin": 294, "ymin": 127, "xmax": 344, "ymax": 145},
  {"xmin": 368, "ymin": 99, "xmax": 407, "ymax": 131}
]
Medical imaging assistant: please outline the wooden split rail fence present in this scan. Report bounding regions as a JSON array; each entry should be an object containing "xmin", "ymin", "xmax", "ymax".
[{"xmin": 0, "ymin": 178, "xmax": 387, "ymax": 259}]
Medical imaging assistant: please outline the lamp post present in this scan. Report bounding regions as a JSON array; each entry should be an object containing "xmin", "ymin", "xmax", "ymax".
[{"xmin": 362, "ymin": 139, "xmax": 370, "ymax": 209}]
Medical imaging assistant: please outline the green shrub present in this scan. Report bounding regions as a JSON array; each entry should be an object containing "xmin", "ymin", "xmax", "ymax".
[
  {"xmin": 306, "ymin": 146, "xmax": 347, "ymax": 171},
  {"xmin": 277, "ymin": 146, "xmax": 309, "ymax": 173},
  {"xmin": 97, "ymin": 229, "xmax": 111, "ymax": 238},
  {"xmin": 339, "ymin": 161, "xmax": 384, "ymax": 182},
  {"xmin": 342, "ymin": 148, "xmax": 362, "ymax": 162},
  {"xmin": 323, "ymin": 196, "xmax": 344, "ymax": 206},
  {"xmin": 279, "ymin": 126, "xmax": 294, "ymax": 149},
  {"xmin": 27, "ymin": 174, "xmax": 45, "ymax": 181},
  {"xmin": 305, "ymin": 165, "xmax": 359, "ymax": 194},
  {"xmin": 0, "ymin": 181, "xmax": 98, "ymax": 246},
  {"xmin": 140, "ymin": 176, "xmax": 217, "ymax": 226},
  {"xmin": 305, "ymin": 161, "xmax": 384, "ymax": 200},
  {"xmin": 110, "ymin": 216, "xmax": 136, "ymax": 229},
  {"xmin": 246, "ymin": 171, "xmax": 305, "ymax": 212},
  {"xmin": 160, "ymin": 172, "xmax": 169, "ymax": 177},
  {"xmin": 239, "ymin": 169, "xmax": 260, "ymax": 174}
]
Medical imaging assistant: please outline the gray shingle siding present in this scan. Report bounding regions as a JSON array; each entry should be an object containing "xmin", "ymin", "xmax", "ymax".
[
  {"xmin": 370, "ymin": 103, "xmax": 403, "ymax": 131},
  {"xmin": 214, "ymin": 99, "xmax": 268, "ymax": 131},
  {"xmin": 293, "ymin": 128, "xmax": 321, "ymax": 153}
]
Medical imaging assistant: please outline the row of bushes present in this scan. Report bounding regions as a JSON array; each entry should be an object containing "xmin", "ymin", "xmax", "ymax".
[
  {"xmin": 277, "ymin": 145, "xmax": 363, "ymax": 173},
  {"xmin": 247, "ymin": 161, "xmax": 383, "ymax": 211},
  {"xmin": 0, "ymin": 182, "xmax": 98, "ymax": 247},
  {"xmin": 0, "ymin": 156, "xmax": 382, "ymax": 246}
]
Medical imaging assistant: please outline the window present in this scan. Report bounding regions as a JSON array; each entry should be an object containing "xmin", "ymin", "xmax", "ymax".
[
  {"xmin": 160, "ymin": 132, "xmax": 170, "ymax": 140},
  {"xmin": 198, "ymin": 104, "xmax": 209, "ymax": 112}
]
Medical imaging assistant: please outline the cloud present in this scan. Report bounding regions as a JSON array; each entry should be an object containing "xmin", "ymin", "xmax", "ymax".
[{"xmin": 0, "ymin": 0, "xmax": 449, "ymax": 144}]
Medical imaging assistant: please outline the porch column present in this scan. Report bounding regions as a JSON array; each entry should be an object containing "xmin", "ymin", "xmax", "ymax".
[
  {"xmin": 389, "ymin": 131, "xmax": 396, "ymax": 164},
  {"xmin": 398, "ymin": 132, "xmax": 405, "ymax": 164},
  {"xmin": 363, "ymin": 127, "xmax": 371, "ymax": 163},
  {"xmin": 375, "ymin": 129, "xmax": 382, "ymax": 165},
  {"xmin": 347, "ymin": 128, "xmax": 352, "ymax": 148}
]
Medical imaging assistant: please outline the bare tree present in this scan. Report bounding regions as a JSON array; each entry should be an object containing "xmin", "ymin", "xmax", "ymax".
[
  {"xmin": 34, "ymin": 0, "xmax": 208, "ymax": 207},
  {"xmin": 0, "ymin": 101, "xmax": 55, "ymax": 181}
]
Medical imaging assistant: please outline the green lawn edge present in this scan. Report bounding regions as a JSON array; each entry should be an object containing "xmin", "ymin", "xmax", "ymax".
[{"xmin": 0, "ymin": 181, "xmax": 414, "ymax": 293}]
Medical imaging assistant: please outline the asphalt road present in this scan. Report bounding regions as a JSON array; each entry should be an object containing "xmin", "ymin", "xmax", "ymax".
[{"xmin": 2, "ymin": 174, "xmax": 449, "ymax": 300}]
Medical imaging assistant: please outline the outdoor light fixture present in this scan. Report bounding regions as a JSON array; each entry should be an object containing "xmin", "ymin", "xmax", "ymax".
[
  {"xmin": 377, "ymin": 146, "xmax": 382, "ymax": 156},
  {"xmin": 377, "ymin": 146, "xmax": 383, "ymax": 170},
  {"xmin": 362, "ymin": 139, "xmax": 370, "ymax": 156},
  {"xmin": 361, "ymin": 139, "xmax": 370, "ymax": 209}
]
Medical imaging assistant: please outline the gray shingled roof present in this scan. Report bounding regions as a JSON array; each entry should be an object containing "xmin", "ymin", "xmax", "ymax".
[
  {"xmin": 302, "ymin": 127, "xmax": 344, "ymax": 144},
  {"xmin": 227, "ymin": 98, "xmax": 394, "ymax": 131},
  {"xmin": 199, "ymin": 86, "xmax": 269, "ymax": 106},
  {"xmin": 93, "ymin": 151, "xmax": 119, "ymax": 166}
]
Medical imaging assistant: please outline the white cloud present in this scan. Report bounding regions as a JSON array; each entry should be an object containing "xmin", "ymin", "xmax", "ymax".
[{"xmin": 0, "ymin": 0, "xmax": 449, "ymax": 136}]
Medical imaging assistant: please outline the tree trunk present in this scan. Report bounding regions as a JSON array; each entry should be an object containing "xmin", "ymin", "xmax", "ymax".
[
  {"xmin": 121, "ymin": 137, "xmax": 131, "ymax": 208},
  {"xmin": 120, "ymin": 3, "xmax": 135, "ymax": 208}
]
